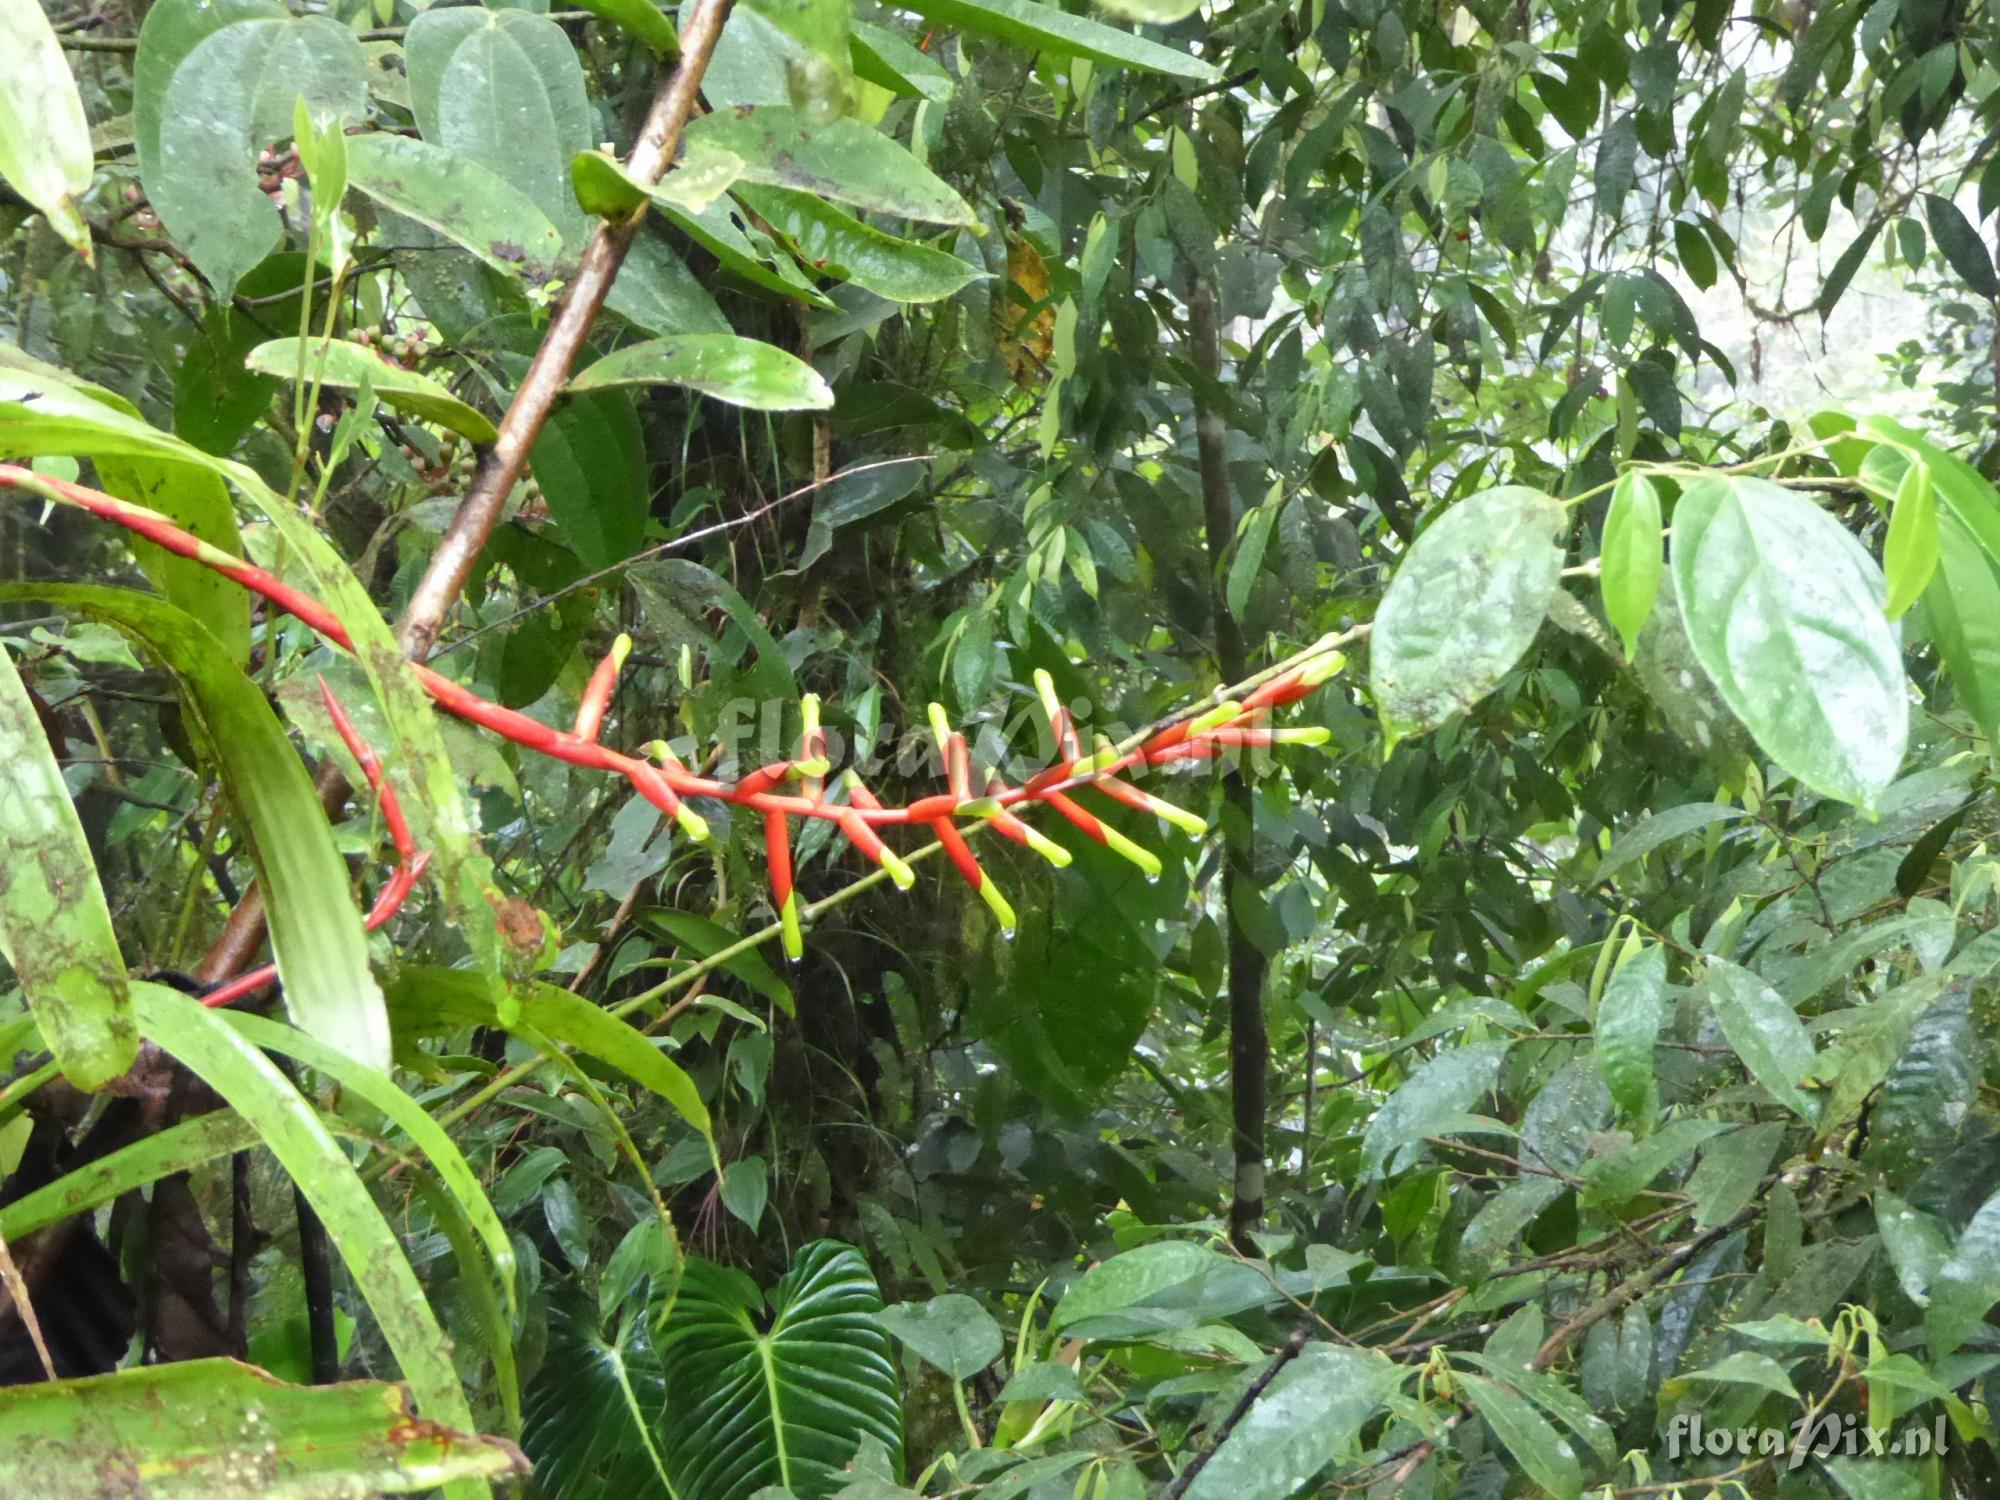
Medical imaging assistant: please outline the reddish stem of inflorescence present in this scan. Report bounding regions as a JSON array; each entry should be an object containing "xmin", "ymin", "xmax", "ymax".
[{"xmin": 0, "ymin": 464, "xmax": 1341, "ymax": 954}]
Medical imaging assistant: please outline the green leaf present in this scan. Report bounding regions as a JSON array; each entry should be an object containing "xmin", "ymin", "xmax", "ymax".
[
  {"xmin": 1457, "ymin": 1370, "xmax": 1581, "ymax": 1500},
  {"xmin": 0, "ymin": 0, "xmax": 94, "ymax": 259},
  {"xmin": 1227, "ymin": 499, "xmax": 1281, "ymax": 619},
  {"xmin": 93, "ymin": 457, "xmax": 251, "ymax": 665},
  {"xmin": 1095, "ymin": 0, "xmax": 1203, "ymax": 20},
  {"xmin": 895, "ymin": 0, "xmax": 1218, "ymax": 77},
  {"xmin": 721, "ymin": 1154, "xmax": 769, "ymax": 1229},
  {"xmin": 685, "ymin": 108, "xmax": 977, "ymax": 225},
  {"xmin": 0, "ymin": 644, "xmax": 135, "ymax": 1089},
  {"xmin": 1370, "ymin": 486, "xmax": 1567, "ymax": 742},
  {"xmin": 1580, "ymin": 1118, "xmax": 1732, "ymax": 1207},
  {"xmin": 406, "ymin": 7, "xmax": 592, "ymax": 244},
  {"xmin": 0, "ymin": 1111, "xmax": 260, "ymax": 1240},
  {"xmin": 1595, "ymin": 936, "xmax": 1665, "ymax": 1119},
  {"xmin": 223, "ymin": 1008, "xmax": 515, "ymax": 1313},
  {"xmin": 736, "ymin": 184, "xmax": 983, "ymax": 303},
  {"xmin": 131, "ymin": 982, "xmax": 478, "ymax": 1443},
  {"xmin": 1706, "ymin": 959, "xmax": 1820, "ymax": 1121},
  {"xmin": 1923, "ymin": 193, "xmax": 1998, "ymax": 299},
  {"xmin": 1876, "ymin": 1189, "xmax": 1953, "ymax": 1306},
  {"xmin": 654, "ymin": 195, "xmax": 833, "ymax": 305},
  {"xmin": 1359, "ymin": 1040, "xmax": 1510, "ymax": 1179},
  {"xmin": 569, "ymin": 334, "xmax": 833, "ymax": 410},
  {"xmin": 575, "ymin": 142, "xmax": 743, "ymax": 220},
  {"xmin": 850, "ymin": 21, "xmax": 955, "ymax": 101},
  {"xmin": 659, "ymin": 1241, "xmax": 904, "ymax": 1500},
  {"xmin": 1817, "ymin": 217, "xmax": 1883, "ymax": 318},
  {"xmin": 1598, "ymin": 801, "xmax": 1746, "ymax": 874},
  {"xmin": 0, "ymin": 585, "xmax": 388, "ymax": 1069},
  {"xmin": 1928, "ymin": 1188, "xmax": 2000, "ymax": 1355},
  {"xmin": 136, "ymin": 3, "xmax": 366, "ymax": 294},
  {"xmin": 650, "ymin": 910, "xmax": 795, "ymax": 1013},
  {"xmin": 246, "ymin": 338, "xmax": 499, "ymax": 443},
  {"xmin": 1601, "ymin": 472, "xmax": 1663, "ymax": 657},
  {"xmin": 1868, "ymin": 985, "xmax": 1984, "ymax": 1186},
  {"xmin": 572, "ymin": 0, "xmax": 678, "ymax": 53},
  {"xmin": 1680, "ymin": 1350, "xmax": 1800, "ymax": 1400},
  {"xmin": 389, "ymin": 967, "xmax": 713, "ymax": 1145},
  {"xmin": 1183, "ymin": 1346, "xmax": 1406, "ymax": 1500},
  {"xmin": 1048, "ymin": 1240, "xmax": 1273, "ymax": 1337},
  {"xmin": 1884, "ymin": 459, "xmax": 1939, "ymax": 619},
  {"xmin": 876, "ymin": 1294, "xmax": 1003, "ymax": 1380},
  {"xmin": 347, "ymin": 133, "xmax": 572, "ymax": 284},
  {"xmin": 1685, "ymin": 1121, "xmax": 1785, "ymax": 1229},
  {"xmin": 0, "ymin": 1359, "xmax": 524, "ymax": 1494},
  {"xmin": 1671, "ymin": 475, "xmax": 1907, "ymax": 810},
  {"xmin": 531, "ymin": 386, "xmax": 651, "ymax": 569},
  {"xmin": 524, "ymin": 1302, "xmax": 674, "ymax": 1500}
]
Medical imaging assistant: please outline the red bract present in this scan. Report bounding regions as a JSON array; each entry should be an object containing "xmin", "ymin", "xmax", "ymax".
[{"xmin": 0, "ymin": 464, "xmax": 1340, "ymax": 959}]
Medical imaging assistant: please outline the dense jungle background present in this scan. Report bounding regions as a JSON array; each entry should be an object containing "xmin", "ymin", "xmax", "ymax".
[{"xmin": 5, "ymin": 0, "xmax": 2000, "ymax": 1493}]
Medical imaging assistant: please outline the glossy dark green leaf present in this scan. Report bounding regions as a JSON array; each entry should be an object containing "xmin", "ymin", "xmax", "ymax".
[
  {"xmin": 1458, "ymin": 1370, "xmax": 1581, "ymax": 1500},
  {"xmin": 1371, "ymin": 486, "xmax": 1567, "ymax": 742},
  {"xmin": 1817, "ymin": 216, "xmax": 1883, "ymax": 318},
  {"xmin": 1928, "ymin": 1189, "xmax": 2000, "ymax": 1355},
  {"xmin": 1359, "ymin": 1040, "xmax": 1510, "ymax": 1179},
  {"xmin": 1868, "ymin": 985, "xmax": 1983, "ymax": 1185},
  {"xmin": 1183, "ymin": 1346, "xmax": 1406, "ymax": 1500},
  {"xmin": 1685, "ymin": 1122, "xmax": 1785, "ymax": 1228},
  {"xmin": 1671, "ymin": 476, "xmax": 1906, "ymax": 809},
  {"xmin": 1923, "ymin": 192, "xmax": 1998, "ymax": 299},
  {"xmin": 1595, "ymin": 934, "xmax": 1664, "ymax": 1119},
  {"xmin": 532, "ymin": 386, "xmax": 650, "ymax": 569},
  {"xmin": 573, "ymin": 0, "xmax": 677, "ymax": 52},
  {"xmin": 1706, "ymin": 959, "xmax": 1819, "ymax": 1121}
]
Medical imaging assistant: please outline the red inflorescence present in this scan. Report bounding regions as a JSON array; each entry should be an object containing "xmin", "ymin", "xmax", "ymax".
[{"xmin": 0, "ymin": 464, "xmax": 1341, "ymax": 958}]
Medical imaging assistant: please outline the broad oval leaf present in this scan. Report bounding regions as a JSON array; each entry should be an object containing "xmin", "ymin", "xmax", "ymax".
[
  {"xmin": 875, "ymin": 1293, "xmax": 1003, "ymax": 1381},
  {"xmin": 1601, "ymin": 471, "xmax": 1663, "ymax": 657},
  {"xmin": 1705, "ymin": 959, "xmax": 1819, "ymax": 1122},
  {"xmin": 1184, "ymin": 1346, "xmax": 1406, "ymax": 1500},
  {"xmin": 685, "ymin": 108, "xmax": 976, "ymax": 226},
  {"xmin": 1370, "ymin": 486, "xmax": 1567, "ymax": 742},
  {"xmin": 0, "ymin": 0, "xmax": 94, "ymax": 259},
  {"xmin": 658, "ymin": 1241, "xmax": 903, "ymax": 1500},
  {"xmin": 0, "ymin": 585, "xmax": 388, "ymax": 1069},
  {"xmin": 1457, "ymin": 1370, "xmax": 1582, "ymax": 1500},
  {"xmin": 569, "ymin": 335, "xmax": 834, "ymax": 410},
  {"xmin": 1928, "ymin": 1188, "xmax": 2000, "ymax": 1356},
  {"xmin": 1671, "ymin": 475, "xmax": 1907, "ymax": 809},
  {"xmin": 245, "ymin": 338, "xmax": 500, "ymax": 443},
  {"xmin": 0, "ymin": 644, "xmax": 135, "ymax": 1088},
  {"xmin": 347, "ymin": 134, "xmax": 572, "ymax": 284},
  {"xmin": 139, "ymin": 10, "xmax": 366, "ymax": 294},
  {"xmin": 1049, "ymin": 1239, "xmax": 1273, "ymax": 1337}
]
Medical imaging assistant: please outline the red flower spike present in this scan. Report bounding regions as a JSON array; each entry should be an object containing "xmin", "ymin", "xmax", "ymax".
[
  {"xmin": 573, "ymin": 633, "xmax": 631, "ymax": 742},
  {"xmin": 764, "ymin": 808, "xmax": 803, "ymax": 960},
  {"xmin": 837, "ymin": 773, "xmax": 916, "ymax": 887},
  {"xmin": 933, "ymin": 817, "xmax": 1016, "ymax": 935}
]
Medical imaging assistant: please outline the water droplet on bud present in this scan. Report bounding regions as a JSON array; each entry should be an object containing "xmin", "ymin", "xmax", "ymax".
[{"xmin": 1144, "ymin": 871, "xmax": 1161, "ymax": 885}]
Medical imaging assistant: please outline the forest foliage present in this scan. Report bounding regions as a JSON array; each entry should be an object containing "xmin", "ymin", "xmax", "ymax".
[{"xmin": 4, "ymin": 0, "xmax": 2000, "ymax": 1494}]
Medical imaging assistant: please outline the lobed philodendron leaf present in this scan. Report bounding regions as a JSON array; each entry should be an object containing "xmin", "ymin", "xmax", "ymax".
[
  {"xmin": 1370, "ymin": 486, "xmax": 1568, "ymax": 744},
  {"xmin": 658, "ymin": 1241, "xmax": 903, "ymax": 1500},
  {"xmin": 0, "ymin": 0, "xmax": 95, "ymax": 261},
  {"xmin": 1670, "ymin": 475, "xmax": 1907, "ymax": 810},
  {"xmin": 0, "ymin": 644, "xmax": 135, "ymax": 1089}
]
